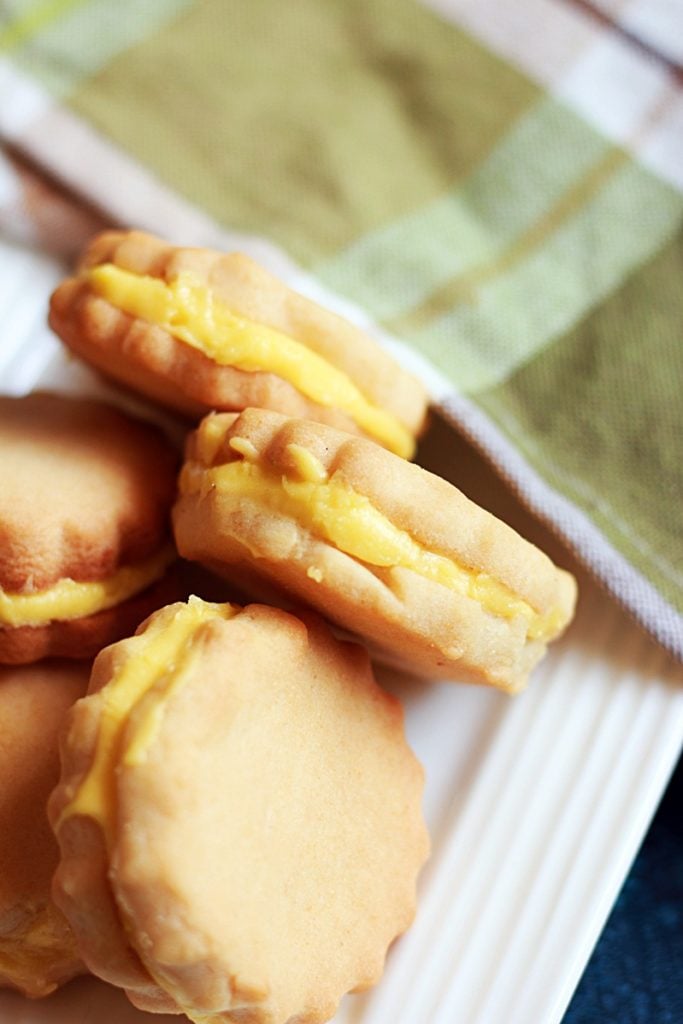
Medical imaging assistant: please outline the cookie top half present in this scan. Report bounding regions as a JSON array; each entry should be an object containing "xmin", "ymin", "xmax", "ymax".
[
  {"xmin": 49, "ymin": 230, "xmax": 428, "ymax": 457},
  {"xmin": 174, "ymin": 409, "xmax": 577, "ymax": 691},
  {"xmin": 50, "ymin": 598, "xmax": 428, "ymax": 1023},
  {"xmin": 0, "ymin": 393, "xmax": 179, "ymax": 662}
]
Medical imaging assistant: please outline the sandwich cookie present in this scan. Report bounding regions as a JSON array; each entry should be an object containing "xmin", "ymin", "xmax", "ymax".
[
  {"xmin": 173, "ymin": 409, "xmax": 577, "ymax": 691},
  {"xmin": 50, "ymin": 597, "xmax": 428, "ymax": 1023},
  {"xmin": 0, "ymin": 393, "xmax": 179, "ymax": 664},
  {"xmin": 49, "ymin": 229, "xmax": 427, "ymax": 457},
  {"xmin": 0, "ymin": 659, "xmax": 88, "ymax": 997}
]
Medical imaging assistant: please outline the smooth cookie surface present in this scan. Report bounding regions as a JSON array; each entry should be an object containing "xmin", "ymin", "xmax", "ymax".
[{"xmin": 50, "ymin": 599, "xmax": 428, "ymax": 1023}]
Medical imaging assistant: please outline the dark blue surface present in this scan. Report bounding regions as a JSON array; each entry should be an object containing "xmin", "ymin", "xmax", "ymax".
[{"xmin": 562, "ymin": 754, "xmax": 683, "ymax": 1023}]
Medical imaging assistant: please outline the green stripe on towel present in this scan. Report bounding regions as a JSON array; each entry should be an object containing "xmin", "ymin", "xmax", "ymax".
[
  {"xmin": 478, "ymin": 227, "xmax": 683, "ymax": 614},
  {"xmin": 67, "ymin": 0, "xmax": 538, "ymax": 262}
]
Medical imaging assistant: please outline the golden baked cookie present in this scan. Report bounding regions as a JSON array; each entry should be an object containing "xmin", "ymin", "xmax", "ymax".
[
  {"xmin": 50, "ymin": 598, "xmax": 428, "ymax": 1023},
  {"xmin": 0, "ymin": 392, "xmax": 180, "ymax": 663},
  {"xmin": 0, "ymin": 659, "xmax": 88, "ymax": 997},
  {"xmin": 173, "ymin": 409, "xmax": 578, "ymax": 691},
  {"xmin": 48, "ymin": 229, "xmax": 427, "ymax": 457}
]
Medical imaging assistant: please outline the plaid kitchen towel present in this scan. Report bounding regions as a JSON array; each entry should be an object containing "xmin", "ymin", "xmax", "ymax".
[{"xmin": 1, "ymin": 0, "xmax": 681, "ymax": 658}]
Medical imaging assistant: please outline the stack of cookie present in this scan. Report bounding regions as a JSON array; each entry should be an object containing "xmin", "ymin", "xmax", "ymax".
[
  {"xmin": 0, "ymin": 392, "xmax": 180, "ymax": 1000},
  {"xmin": 0, "ymin": 230, "xmax": 576, "ymax": 1024}
]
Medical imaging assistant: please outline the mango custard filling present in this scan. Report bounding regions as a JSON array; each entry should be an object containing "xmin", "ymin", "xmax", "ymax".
[
  {"xmin": 59, "ymin": 598, "xmax": 236, "ymax": 843},
  {"xmin": 180, "ymin": 446, "xmax": 566, "ymax": 643},
  {"xmin": 0, "ymin": 546, "xmax": 175, "ymax": 629},
  {"xmin": 87, "ymin": 263, "xmax": 414, "ymax": 458},
  {"xmin": 58, "ymin": 597, "xmax": 237, "ymax": 1023}
]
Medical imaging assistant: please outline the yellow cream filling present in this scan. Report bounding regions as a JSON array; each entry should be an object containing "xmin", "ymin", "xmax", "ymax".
[
  {"xmin": 59, "ymin": 598, "xmax": 236, "ymax": 843},
  {"xmin": 88, "ymin": 263, "xmax": 414, "ymax": 459},
  {"xmin": 180, "ymin": 453, "xmax": 564, "ymax": 643},
  {"xmin": 57, "ymin": 597, "xmax": 237, "ymax": 1021},
  {"xmin": 0, "ymin": 546, "xmax": 175, "ymax": 628}
]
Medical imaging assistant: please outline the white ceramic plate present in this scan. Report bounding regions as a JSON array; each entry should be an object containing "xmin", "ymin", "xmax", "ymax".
[{"xmin": 1, "ymin": 238, "xmax": 682, "ymax": 1024}]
